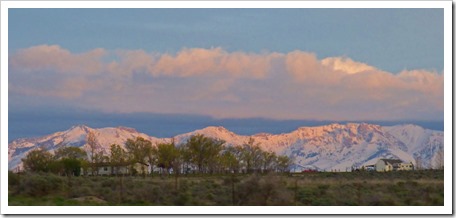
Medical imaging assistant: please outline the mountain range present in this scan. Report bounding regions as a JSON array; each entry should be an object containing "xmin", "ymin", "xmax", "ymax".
[{"xmin": 8, "ymin": 123, "xmax": 444, "ymax": 171}]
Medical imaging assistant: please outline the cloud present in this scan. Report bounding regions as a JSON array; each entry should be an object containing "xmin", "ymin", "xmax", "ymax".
[
  {"xmin": 9, "ymin": 45, "xmax": 106, "ymax": 74},
  {"xmin": 9, "ymin": 45, "xmax": 444, "ymax": 121},
  {"xmin": 321, "ymin": 57, "xmax": 377, "ymax": 74},
  {"xmin": 115, "ymin": 49, "xmax": 156, "ymax": 77},
  {"xmin": 152, "ymin": 48, "xmax": 280, "ymax": 79},
  {"xmin": 153, "ymin": 47, "xmax": 221, "ymax": 77},
  {"xmin": 284, "ymin": 51, "xmax": 321, "ymax": 82}
]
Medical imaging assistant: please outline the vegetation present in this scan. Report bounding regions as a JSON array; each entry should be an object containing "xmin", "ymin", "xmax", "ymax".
[
  {"xmin": 8, "ymin": 170, "xmax": 443, "ymax": 206},
  {"xmin": 21, "ymin": 134, "xmax": 293, "ymax": 176},
  {"xmin": 12, "ymin": 133, "xmax": 444, "ymax": 206}
]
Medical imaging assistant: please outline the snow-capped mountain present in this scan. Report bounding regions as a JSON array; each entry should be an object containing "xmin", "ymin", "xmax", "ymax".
[
  {"xmin": 8, "ymin": 123, "xmax": 444, "ymax": 171},
  {"xmin": 8, "ymin": 125, "xmax": 167, "ymax": 171}
]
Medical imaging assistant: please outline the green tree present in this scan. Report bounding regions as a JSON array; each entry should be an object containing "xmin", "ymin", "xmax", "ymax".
[
  {"xmin": 53, "ymin": 146, "xmax": 87, "ymax": 176},
  {"xmin": 60, "ymin": 158, "xmax": 82, "ymax": 176},
  {"xmin": 54, "ymin": 146, "xmax": 87, "ymax": 160},
  {"xmin": 92, "ymin": 151, "xmax": 109, "ymax": 175},
  {"xmin": 185, "ymin": 134, "xmax": 225, "ymax": 174},
  {"xmin": 205, "ymin": 139, "xmax": 225, "ymax": 174},
  {"xmin": 80, "ymin": 159, "xmax": 90, "ymax": 176},
  {"xmin": 125, "ymin": 137, "xmax": 152, "ymax": 176},
  {"xmin": 144, "ymin": 142, "xmax": 157, "ymax": 176},
  {"xmin": 186, "ymin": 134, "xmax": 209, "ymax": 173},
  {"xmin": 156, "ymin": 141, "xmax": 179, "ymax": 176},
  {"xmin": 241, "ymin": 138, "xmax": 263, "ymax": 173},
  {"xmin": 221, "ymin": 146, "xmax": 242, "ymax": 174},
  {"xmin": 179, "ymin": 143, "xmax": 192, "ymax": 174},
  {"xmin": 48, "ymin": 159, "xmax": 64, "ymax": 175},
  {"xmin": 110, "ymin": 144, "xmax": 128, "ymax": 175},
  {"xmin": 220, "ymin": 146, "xmax": 243, "ymax": 205},
  {"xmin": 22, "ymin": 148, "xmax": 53, "ymax": 173}
]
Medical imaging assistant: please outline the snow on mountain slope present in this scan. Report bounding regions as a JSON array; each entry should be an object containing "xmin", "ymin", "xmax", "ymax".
[
  {"xmin": 277, "ymin": 123, "xmax": 413, "ymax": 171},
  {"xmin": 385, "ymin": 124, "xmax": 432, "ymax": 152},
  {"xmin": 8, "ymin": 123, "xmax": 444, "ymax": 171},
  {"xmin": 385, "ymin": 124, "xmax": 444, "ymax": 168},
  {"xmin": 174, "ymin": 126, "xmax": 248, "ymax": 146},
  {"xmin": 8, "ymin": 125, "xmax": 164, "ymax": 170}
]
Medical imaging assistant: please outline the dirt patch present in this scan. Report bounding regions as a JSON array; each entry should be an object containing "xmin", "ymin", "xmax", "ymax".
[{"xmin": 72, "ymin": 196, "xmax": 107, "ymax": 204}]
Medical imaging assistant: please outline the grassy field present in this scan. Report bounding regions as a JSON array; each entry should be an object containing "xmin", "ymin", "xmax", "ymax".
[{"xmin": 8, "ymin": 170, "xmax": 444, "ymax": 206}]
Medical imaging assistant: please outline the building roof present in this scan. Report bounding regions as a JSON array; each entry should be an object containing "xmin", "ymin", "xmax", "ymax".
[
  {"xmin": 88, "ymin": 161, "xmax": 149, "ymax": 167},
  {"xmin": 379, "ymin": 159, "xmax": 403, "ymax": 165}
]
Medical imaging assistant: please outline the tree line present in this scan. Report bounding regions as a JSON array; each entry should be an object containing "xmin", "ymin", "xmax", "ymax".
[{"xmin": 21, "ymin": 132, "xmax": 293, "ymax": 176}]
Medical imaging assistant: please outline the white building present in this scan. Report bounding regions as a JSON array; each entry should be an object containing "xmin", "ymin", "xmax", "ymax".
[{"xmin": 375, "ymin": 159, "xmax": 413, "ymax": 172}]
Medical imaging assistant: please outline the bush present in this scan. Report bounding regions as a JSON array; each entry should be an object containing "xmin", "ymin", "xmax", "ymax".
[
  {"xmin": 174, "ymin": 191, "xmax": 191, "ymax": 206},
  {"xmin": 8, "ymin": 171, "xmax": 20, "ymax": 187},
  {"xmin": 70, "ymin": 185, "xmax": 94, "ymax": 198},
  {"xmin": 16, "ymin": 172, "xmax": 63, "ymax": 197},
  {"xmin": 7, "ymin": 171, "xmax": 444, "ymax": 206},
  {"xmin": 236, "ymin": 174, "xmax": 293, "ymax": 205},
  {"xmin": 101, "ymin": 178, "xmax": 116, "ymax": 188}
]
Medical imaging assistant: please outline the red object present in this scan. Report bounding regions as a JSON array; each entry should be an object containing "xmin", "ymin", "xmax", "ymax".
[{"xmin": 302, "ymin": 169, "xmax": 318, "ymax": 173}]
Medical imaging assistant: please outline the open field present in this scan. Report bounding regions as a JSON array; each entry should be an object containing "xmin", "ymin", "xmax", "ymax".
[{"xmin": 8, "ymin": 170, "xmax": 443, "ymax": 206}]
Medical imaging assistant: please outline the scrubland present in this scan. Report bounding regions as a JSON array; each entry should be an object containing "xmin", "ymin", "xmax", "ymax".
[{"xmin": 8, "ymin": 170, "xmax": 443, "ymax": 206}]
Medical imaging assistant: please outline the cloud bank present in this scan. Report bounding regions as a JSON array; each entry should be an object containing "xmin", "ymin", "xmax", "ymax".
[{"xmin": 9, "ymin": 45, "xmax": 443, "ymax": 121}]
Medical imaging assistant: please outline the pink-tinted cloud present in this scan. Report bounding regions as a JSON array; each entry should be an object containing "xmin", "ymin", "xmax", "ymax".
[
  {"xmin": 115, "ymin": 49, "xmax": 156, "ymax": 77},
  {"xmin": 285, "ymin": 51, "xmax": 321, "ymax": 82},
  {"xmin": 152, "ymin": 48, "xmax": 280, "ymax": 79},
  {"xmin": 153, "ymin": 48, "xmax": 221, "ymax": 77},
  {"xmin": 9, "ymin": 45, "xmax": 444, "ymax": 121},
  {"xmin": 9, "ymin": 45, "xmax": 106, "ymax": 74}
]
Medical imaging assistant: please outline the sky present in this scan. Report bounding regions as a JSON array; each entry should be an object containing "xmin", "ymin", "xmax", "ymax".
[{"xmin": 8, "ymin": 8, "xmax": 444, "ymax": 140}]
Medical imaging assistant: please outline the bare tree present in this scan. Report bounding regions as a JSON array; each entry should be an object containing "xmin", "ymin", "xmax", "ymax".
[
  {"xmin": 277, "ymin": 155, "xmax": 292, "ymax": 173},
  {"xmin": 87, "ymin": 131, "xmax": 100, "ymax": 175},
  {"xmin": 110, "ymin": 144, "xmax": 127, "ymax": 203},
  {"xmin": 414, "ymin": 155, "xmax": 423, "ymax": 170},
  {"xmin": 434, "ymin": 147, "xmax": 444, "ymax": 170}
]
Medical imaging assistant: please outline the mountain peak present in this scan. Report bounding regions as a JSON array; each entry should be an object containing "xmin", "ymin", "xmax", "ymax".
[
  {"xmin": 358, "ymin": 122, "xmax": 382, "ymax": 130},
  {"xmin": 201, "ymin": 126, "xmax": 230, "ymax": 132},
  {"xmin": 194, "ymin": 126, "xmax": 240, "ymax": 138},
  {"xmin": 70, "ymin": 124, "xmax": 89, "ymax": 129},
  {"xmin": 8, "ymin": 123, "xmax": 444, "ymax": 171},
  {"xmin": 68, "ymin": 124, "xmax": 91, "ymax": 133},
  {"xmin": 253, "ymin": 132, "xmax": 272, "ymax": 137},
  {"xmin": 296, "ymin": 123, "xmax": 345, "ymax": 132},
  {"xmin": 116, "ymin": 126, "xmax": 139, "ymax": 133},
  {"xmin": 397, "ymin": 123, "xmax": 424, "ymax": 130}
]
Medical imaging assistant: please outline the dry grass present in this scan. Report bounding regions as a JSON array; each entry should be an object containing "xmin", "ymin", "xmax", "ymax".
[{"xmin": 8, "ymin": 170, "xmax": 443, "ymax": 206}]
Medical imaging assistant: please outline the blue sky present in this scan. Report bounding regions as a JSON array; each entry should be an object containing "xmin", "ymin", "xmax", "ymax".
[
  {"xmin": 8, "ymin": 8, "xmax": 444, "ymax": 140},
  {"xmin": 9, "ymin": 9, "xmax": 443, "ymax": 72}
]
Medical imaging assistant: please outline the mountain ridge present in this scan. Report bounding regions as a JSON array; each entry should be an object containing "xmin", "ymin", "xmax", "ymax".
[{"xmin": 8, "ymin": 123, "xmax": 444, "ymax": 171}]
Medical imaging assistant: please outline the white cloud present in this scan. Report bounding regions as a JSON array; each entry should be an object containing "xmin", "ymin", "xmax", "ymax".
[{"xmin": 321, "ymin": 57, "xmax": 377, "ymax": 74}]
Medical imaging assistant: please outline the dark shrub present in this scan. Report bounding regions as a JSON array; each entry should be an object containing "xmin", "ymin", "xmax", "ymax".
[
  {"xmin": 18, "ymin": 173, "xmax": 63, "ymax": 197},
  {"xmin": 174, "ymin": 191, "xmax": 191, "ymax": 206},
  {"xmin": 100, "ymin": 178, "xmax": 116, "ymax": 188},
  {"xmin": 8, "ymin": 171, "xmax": 20, "ymax": 187},
  {"xmin": 236, "ymin": 174, "xmax": 293, "ymax": 206}
]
